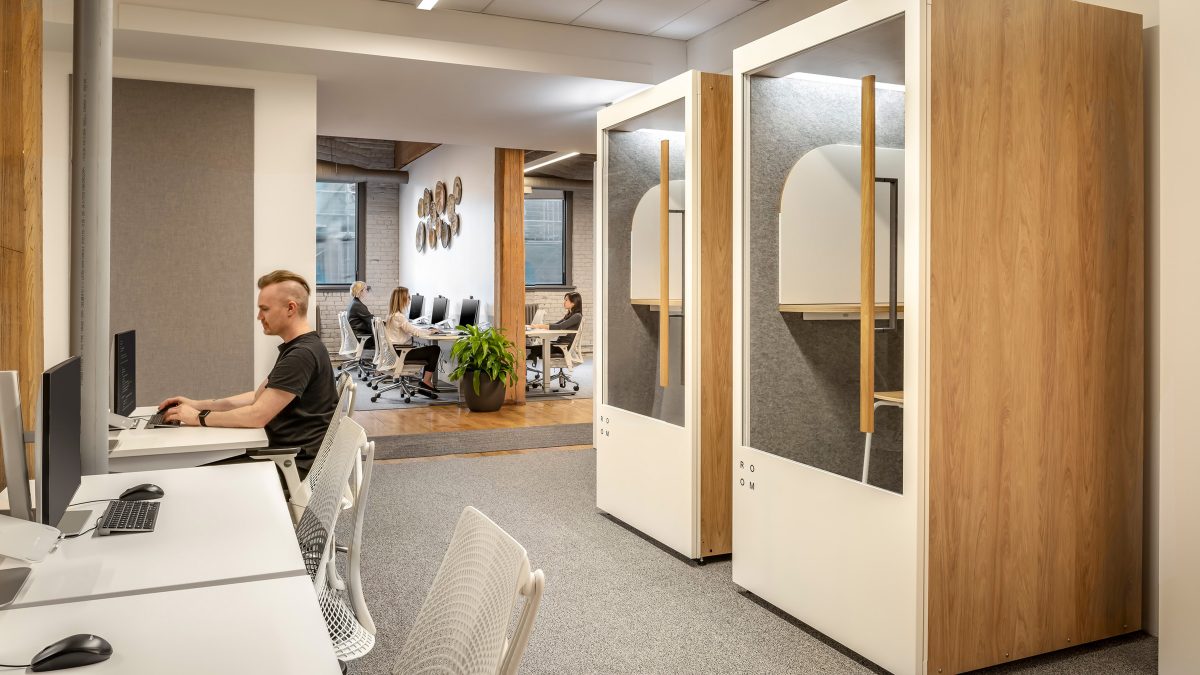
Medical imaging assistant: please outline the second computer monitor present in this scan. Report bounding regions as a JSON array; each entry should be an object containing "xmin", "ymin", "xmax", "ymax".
[
  {"xmin": 458, "ymin": 298, "xmax": 480, "ymax": 327},
  {"xmin": 409, "ymin": 293, "xmax": 425, "ymax": 320},
  {"xmin": 431, "ymin": 296, "xmax": 449, "ymax": 324},
  {"xmin": 113, "ymin": 330, "xmax": 136, "ymax": 416},
  {"xmin": 37, "ymin": 356, "xmax": 82, "ymax": 529}
]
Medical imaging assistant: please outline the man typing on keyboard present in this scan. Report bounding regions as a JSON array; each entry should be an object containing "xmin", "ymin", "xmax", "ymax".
[{"xmin": 157, "ymin": 270, "xmax": 337, "ymax": 474}]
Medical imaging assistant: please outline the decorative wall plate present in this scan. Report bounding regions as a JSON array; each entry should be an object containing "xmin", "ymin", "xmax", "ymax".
[
  {"xmin": 445, "ymin": 199, "xmax": 456, "ymax": 224},
  {"xmin": 423, "ymin": 188, "xmax": 433, "ymax": 211},
  {"xmin": 451, "ymin": 213, "xmax": 461, "ymax": 235},
  {"xmin": 439, "ymin": 219, "xmax": 452, "ymax": 248},
  {"xmin": 427, "ymin": 220, "xmax": 438, "ymax": 249},
  {"xmin": 415, "ymin": 222, "xmax": 426, "ymax": 252},
  {"xmin": 452, "ymin": 176, "xmax": 462, "ymax": 204},
  {"xmin": 417, "ymin": 197, "xmax": 426, "ymax": 219},
  {"xmin": 435, "ymin": 181, "xmax": 447, "ymax": 213}
]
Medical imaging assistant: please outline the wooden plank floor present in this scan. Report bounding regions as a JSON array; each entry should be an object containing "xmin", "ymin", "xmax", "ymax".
[
  {"xmin": 376, "ymin": 444, "xmax": 593, "ymax": 464},
  {"xmin": 351, "ymin": 398, "xmax": 593, "ymax": 437}
]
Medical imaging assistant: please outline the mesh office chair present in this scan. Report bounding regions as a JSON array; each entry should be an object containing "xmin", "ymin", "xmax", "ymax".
[
  {"xmin": 364, "ymin": 318, "xmax": 394, "ymax": 388},
  {"xmin": 336, "ymin": 312, "xmax": 370, "ymax": 378},
  {"xmin": 392, "ymin": 507, "xmax": 545, "ymax": 675},
  {"xmin": 288, "ymin": 379, "xmax": 357, "ymax": 524},
  {"xmin": 296, "ymin": 417, "xmax": 364, "ymax": 580},
  {"xmin": 369, "ymin": 318, "xmax": 425, "ymax": 404}
]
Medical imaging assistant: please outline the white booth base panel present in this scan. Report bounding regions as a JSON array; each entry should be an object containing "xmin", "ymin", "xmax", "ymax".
[
  {"xmin": 596, "ymin": 404, "xmax": 698, "ymax": 559},
  {"xmin": 731, "ymin": 445, "xmax": 920, "ymax": 675}
]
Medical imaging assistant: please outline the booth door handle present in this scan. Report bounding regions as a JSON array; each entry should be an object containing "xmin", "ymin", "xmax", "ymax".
[
  {"xmin": 659, "ymin": 138, "xmax": 670, "ymax": 388},
  {"xmin": 860, "ymin": 75, "xmax": 876, "ymax": 434}
]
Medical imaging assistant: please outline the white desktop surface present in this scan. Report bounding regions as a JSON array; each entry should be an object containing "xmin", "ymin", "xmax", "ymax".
[
  {"xmin": 0, "ymin": 463, "xmax": 305, "ymax": 610},
  {"xmin": 109, "ymin": 406, "xmax": 268, "ymax": 471},
  {"xmin": 0, "ymin": 576, "xmax": 339, "ymax": 674}
]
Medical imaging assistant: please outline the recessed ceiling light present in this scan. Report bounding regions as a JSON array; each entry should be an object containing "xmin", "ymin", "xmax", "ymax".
[
  {"xmin": 416, "ymin": 0, "xmax": 438, "ymax": 9},
  {"xmin": 524, "ymin": 152, "xmax": 580, "ymax": 174}
]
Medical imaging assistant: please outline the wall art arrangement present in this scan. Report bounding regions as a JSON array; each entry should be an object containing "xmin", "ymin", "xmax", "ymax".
[{"xmin": 415, "ymin": 176, "xmax": 463, "ymax": 252}]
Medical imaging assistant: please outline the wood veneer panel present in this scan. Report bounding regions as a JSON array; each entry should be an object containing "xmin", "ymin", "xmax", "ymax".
[
  {"xmin": 698, "ymin": 72, "xmax": 733, "ymax": 557},
  {"xmin": 860, "ymin": 75, "xmax": 876, "ymax": 434},
  {"xmin": 494, "ymin": 148, "xmax": 527, "ymax": 403},
  {"xmin": 0, "ymin": 0, "xmax": 43, "ymax": 490},
  {"xmin": 659, "ymin": 139, "xmax": 670, "ymax": 387},
  {"xmin": 928, "ymin": 1, "xmax": 1143, "ymax": 672}
]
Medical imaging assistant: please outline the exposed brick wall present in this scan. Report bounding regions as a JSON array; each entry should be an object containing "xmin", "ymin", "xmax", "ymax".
[
  {"xmin": 316, "ymin": 182, "xmax": 400, "ymax": 352},
  {"xmin": 526, "ymin": 189, "xmax": 594, "ymax": 352}
]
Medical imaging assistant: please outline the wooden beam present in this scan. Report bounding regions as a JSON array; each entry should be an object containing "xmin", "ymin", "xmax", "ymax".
[
  {"xmin": 0, "ymin": 0, "xmax": 44, "ymax": 490},
  {"xmin": 395, "ymin": 141, "xmax": 440, "ymax": 169},
  {"xmin": 494, "ymin": 148, "xmax": 526, "ymax": 404}
]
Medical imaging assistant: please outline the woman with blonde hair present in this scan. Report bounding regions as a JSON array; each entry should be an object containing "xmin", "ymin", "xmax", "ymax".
[
  {"xmin": 346, "ymin": 280, "xmax": 375, "ymax": 349},
  {"xmin": 384, "ymin": 287, "xmax": 442, "ymax": 398}
]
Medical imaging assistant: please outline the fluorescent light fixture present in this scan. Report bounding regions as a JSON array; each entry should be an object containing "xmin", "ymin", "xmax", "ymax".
[
  {"xmin": 785, "ymin": 72, "xmax": 905, "ymax": 92},
  {"xmin": 523, "ymin": 151, "xmax": 580, "ymax": 174},
  {"xmin": 416, "ymin": 0, "xmax": 438, "ymax": 9}
]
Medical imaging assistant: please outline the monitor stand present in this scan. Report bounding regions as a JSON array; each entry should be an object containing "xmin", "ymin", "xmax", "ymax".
[
  {"xmin": 0, "ymin": 567, "xmax": 31, "ymax": 607},
  {"xmin": 56, "ymin": 510, "xmax": 95, "ymax": 537},
  {"xmin": 108, "ymin": 411, "xmax": 138, "ymax": 430}
]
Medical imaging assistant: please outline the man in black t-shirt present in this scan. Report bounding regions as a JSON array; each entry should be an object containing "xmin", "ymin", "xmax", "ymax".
[{"xmin": 160, "ymin": 270, "xmax": 337, "ymax": 465}]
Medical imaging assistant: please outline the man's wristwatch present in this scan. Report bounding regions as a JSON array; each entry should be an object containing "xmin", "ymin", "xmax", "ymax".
[{"xmin": 198, "ymin": 410, "xmax": 212, "ymax": 427}]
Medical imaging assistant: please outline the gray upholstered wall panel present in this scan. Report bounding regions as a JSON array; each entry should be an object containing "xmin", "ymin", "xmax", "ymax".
[
  {"xmin": 111, "ymin": 78, "xmax": 255, "ymax": 404},
  {"xmin": 604, "ymin": 129, "xmax": 685, "ymax": 425},
  {"xmin": 747, "ymin": 77, "xmax": 905, "ymax": 492}
]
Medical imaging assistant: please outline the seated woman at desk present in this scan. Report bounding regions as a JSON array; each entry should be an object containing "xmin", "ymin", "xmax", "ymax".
[
  {"xmin": 385, "ymin": 287, "xmax": 442, "ymax": 398},
  {"xmin": 527, "ymin": 291, "xmax": 583, "ymax": 363},
  {"xmin": 347, "ymin": 281, "xmax": 375, "ymax": 350}
]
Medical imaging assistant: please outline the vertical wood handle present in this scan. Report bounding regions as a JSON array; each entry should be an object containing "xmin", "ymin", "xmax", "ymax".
[
  {"xmin": 659, "ymin": 139, "xmax": 670, "ymax": 388},
  {"xmin": 860, "ymin": 76, "xmax": 876, "ymax": 433}
]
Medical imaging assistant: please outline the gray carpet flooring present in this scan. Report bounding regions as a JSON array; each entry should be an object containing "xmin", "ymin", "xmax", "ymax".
[
  {"xmin": 371, "ymin": 423, "xmax": 593, "ymax": 459},
  {"xmin": 346, "ymin": 450, "xmax": 1156, "ymax": 675}
]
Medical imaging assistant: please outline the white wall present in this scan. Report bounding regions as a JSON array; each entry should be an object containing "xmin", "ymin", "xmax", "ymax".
[
  {"xmin": 1157, "ymin": 1, "xmax": 1199, "ymax": 670},
  {"xmin": 43, "ymin": 52, "xmax": 317, "ymax": 384},
  {"xmin": 398, "ymin": 144, "xmax": 495, "ymax": 324}
]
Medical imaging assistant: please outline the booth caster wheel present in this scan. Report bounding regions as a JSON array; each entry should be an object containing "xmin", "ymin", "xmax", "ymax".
[{"xmin": 696, "ymin": 557, "xmax": 707, "ymax": 566}]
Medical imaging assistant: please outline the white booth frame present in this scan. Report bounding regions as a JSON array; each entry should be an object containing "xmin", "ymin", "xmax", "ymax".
[
  {"xmin": 594, "ymin": 71, "xmax": 705, "ymax": 559},
  {"xmin": 731, "ymin": 2, "xmax": 929, "ymax": 673}
]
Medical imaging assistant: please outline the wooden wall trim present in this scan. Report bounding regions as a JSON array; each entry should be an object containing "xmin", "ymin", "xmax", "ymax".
[
  {"xmin": 494, "ymin": 148, "xmax": 526, "ymax": 404},
  {"xmin": 698, "ymin": 72, "xmax": 733, "ymax": 557},
  {"xmin": 928, "ymin": 1, "xmax": 1143, "ymax": 672},
  {"xmin": 0, "ymin": 0, "xmax": 44, "ymax": 490}
]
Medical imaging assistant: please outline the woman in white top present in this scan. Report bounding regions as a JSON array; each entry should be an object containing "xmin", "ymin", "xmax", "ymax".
[{"xmin": 385, "ymin": 287, "xmax": 441, "ymax": 397}]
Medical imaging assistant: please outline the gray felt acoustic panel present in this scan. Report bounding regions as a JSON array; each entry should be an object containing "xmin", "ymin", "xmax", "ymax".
[
  {"xmin": 747, "ymin": 76, "xmax": 905, "ymax": 493},
  {"xmin": 110, "ymin": 78, "xmax": 255, "ymax": 404}
]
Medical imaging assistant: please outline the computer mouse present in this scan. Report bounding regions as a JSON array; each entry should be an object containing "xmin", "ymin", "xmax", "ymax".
[
  {"xmin": 156, "ymin": 401, "xmax": 178, "ymax": 414},
  {"xmin": 30, "ymin": 634, "xmax": 112, "ymax": 672},
  {"xmin": 119, "ymin": 483, "xmax": 164, "ymax": 501}
]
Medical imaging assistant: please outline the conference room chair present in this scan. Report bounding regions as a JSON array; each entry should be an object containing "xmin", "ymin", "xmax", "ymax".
[
  {"xmin": 392, "ymin": 506, "xmax": 545, "ymax": 675},
  {"xmin": 367, "ymin": 317, "xmax": 425, "ymax": 404},
  {"xmin": 364, "ymin": 318, "xmax": 392, "ymax": 388},
  {"xmin": 528, "ymin": 317, "xmax": 585, "ymax": 392}
]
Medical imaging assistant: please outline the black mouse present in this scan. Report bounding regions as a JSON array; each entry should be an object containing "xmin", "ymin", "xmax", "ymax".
[
  {"xmin": 119, "ymin": 483, "xmax": 164, "ymax": 501},
  {"xmin": 30, "ymin": 634, "xmax": 112, "ymax": 672}
]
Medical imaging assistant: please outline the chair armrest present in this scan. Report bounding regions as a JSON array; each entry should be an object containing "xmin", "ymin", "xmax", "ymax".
[{"xmin": 246, "ymin": 447, "xmax": 300, "ymax": 458}]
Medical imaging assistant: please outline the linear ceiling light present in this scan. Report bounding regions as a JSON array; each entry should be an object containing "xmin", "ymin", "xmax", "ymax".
[
  {"xmin": 523, "ymin": 151, "xmax": 580, "ymax": 174},
  {"xmin": 784, "ymin": 71, "xmax": 905, "ymax": 91},
  {"xmin": 416, "ymin": 0, "xmax": 438, "ymax": 9}
]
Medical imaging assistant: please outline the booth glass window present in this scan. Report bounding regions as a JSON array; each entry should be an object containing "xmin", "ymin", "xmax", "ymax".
[
  {"xmin": 316, "ymin": 181, "xmax": 364, "ymax": 287},
  {"xmin": 524, "ymin": 194, "xmax": 572, "ymax": 287},
  {"xmin": 602, "ymin": 99, "xmax": 688, "ymax": 427},
  {"xmin": 742, "ymin": 14, "xmax": 907, "ymax": 493}
]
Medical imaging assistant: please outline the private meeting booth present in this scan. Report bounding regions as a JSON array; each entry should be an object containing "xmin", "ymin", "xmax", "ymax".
[
  {"xmin": 594, "ymin": 71, "xmax": 733, "ymax": 561},
  {"xmin": 731, "ymin": 1, "xmax": 1144, "ymax": 675}
]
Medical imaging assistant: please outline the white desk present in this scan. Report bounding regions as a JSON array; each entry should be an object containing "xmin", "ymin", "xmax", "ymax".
[
  {"xmin": 0, "ymin": 576, "xmax": 339, "ymax": 674},
  {"xmin": 108, "ymin": 406, "xmax": 269, "ymax": 472},
  {"xmin": 526, "ymin": 328, "xmax": 578, "ymax": 396},
  {"xmin": 0, "ymin": 463, "xmax": 305, "ymax": 610}
]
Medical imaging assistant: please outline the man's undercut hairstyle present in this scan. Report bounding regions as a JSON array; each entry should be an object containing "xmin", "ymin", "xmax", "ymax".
[{"xmin": 257, "ymin": 270, "xmax": 311, "ymax": 314}]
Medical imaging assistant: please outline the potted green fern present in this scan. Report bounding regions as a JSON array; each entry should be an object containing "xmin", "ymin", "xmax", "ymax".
[{"xmin": 448, "ymin": 324, "xmax": 519, "ymax": 412}]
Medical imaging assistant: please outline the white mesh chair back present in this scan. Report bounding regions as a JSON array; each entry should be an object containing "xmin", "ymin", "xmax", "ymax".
[
  {"xmin": 318, "ymin": 438, "xmax": 377, "ymax": 661},
  {"xmin": 290, "ymin": 380, "xmax": 357, "ymax": 522},
  {"xmin": 374, "ymin": 317, "xmax": 400, "ymax": 371},
  {"xmin": 548, "ymin": 316, "xmax": 585, "ymax": 370},
  {"xmin": 338, "ymin": 311, "xmax": 358, "ymax": 358},
  {"xmin": 296, "ymin": 417, "xmax": 366, "ymax": 579},
  {"xmin": 532, "ymin": 309, "xmax": 547, "ymax": 326},
  {"xmin": 393, "ymin": 507, "xmax": 545, "ymax": 675}
]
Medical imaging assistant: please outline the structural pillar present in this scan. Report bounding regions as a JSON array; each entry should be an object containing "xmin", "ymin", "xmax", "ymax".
[{"xmin": 494, "ymin": 148, "xmax": 526, "ymax": 404}]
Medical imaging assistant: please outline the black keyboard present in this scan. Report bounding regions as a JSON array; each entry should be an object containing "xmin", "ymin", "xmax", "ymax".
[{"xmin": 97, "ymin": 500, "xmax": 160, "ymax": 535}]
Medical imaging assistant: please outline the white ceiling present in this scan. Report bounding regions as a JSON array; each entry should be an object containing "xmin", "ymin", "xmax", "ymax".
[{"xmin": 382, "ymin": 0, "xmax": 767, "ymax": 40}]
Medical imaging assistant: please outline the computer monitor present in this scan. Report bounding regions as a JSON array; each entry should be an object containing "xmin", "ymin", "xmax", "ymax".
[
  {"xmin": 35, "ymin": 357, "xmax": 82, "ymax": 530},
  {"xmin": 113, "ymin": 330, "xmax": 136, "ymax": 416},
  {"xmin": 409, "ymin": 293, "xmax": 425, "ymax": 320},
  {"xmin": 458, "ymin": 298, "xmax": 480, "ymax": 327},
  {"xmin": 431, "ymin": 296, "xmax": 449, "ymax": 324},
  {"xmin": 0, "ymin": 371, "xmax": 32, "ymax": 521}
]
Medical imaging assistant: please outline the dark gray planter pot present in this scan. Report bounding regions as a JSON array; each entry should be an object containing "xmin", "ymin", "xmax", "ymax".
[{"xmin": 460, "ymin": 371, "xmax": 506, "ymax": 412}]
